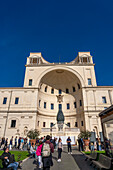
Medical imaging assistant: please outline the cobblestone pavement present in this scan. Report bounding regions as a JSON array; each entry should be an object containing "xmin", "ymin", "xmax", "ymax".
[
  {"xmin": 22, "ymin": 147, "xmax": 80, "ymax": 170},
  {"xmin": 22, "ymin": 147, "xmax": 95, "ymax": 170}
]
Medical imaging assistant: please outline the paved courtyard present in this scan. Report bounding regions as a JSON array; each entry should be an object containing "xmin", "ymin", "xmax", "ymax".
[{"xmin": 22, "ymin": 147, "xmax": 95, "ymax": 170}]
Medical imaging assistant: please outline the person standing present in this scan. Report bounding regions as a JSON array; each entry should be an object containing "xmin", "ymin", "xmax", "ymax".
[
  {"xmin": 78, "ymin": 138, "xmax": 81, "ymax": 151},
  {"xmin": 53, "ymin": 137, "xmax": 56, "ymax": 149},
  {"xmin": 90, "ymin": 142, "xmax": 94, "ymax": 151},
  {"xmin": 15, "ymin": 136, "xmax": 17, "ymax": 148},
  {"xmin": 18, "ymin": 137, "xmax": 21, "ymax": 150},
  {"xmin": 81, "ymin": 138, "xmax": 84, "ymax": 151},
  {"xmin": 36, "ymin": 141, "xmax": 43, "ymax": 169},
  {"xmin": 30, "ymin": 143, "xmax": 37, "ymax": 158},
  {"xmin": 5, "ymin": 138, "xmax": 8, "ymax": 147},
  {"xmin": 67, "ymin": 137, "xmax": 72, "ymax": 154},
  {"xmin": 98, "ymin": 139, "xmax": 101, "ymax": 151},
  {"xmin": 57, "ymin": 138, "xmax": 63, "ymax": 162},
  {"xmin": 20, "ymin": 138, "xmax": 24, "ymax": 150},
  {"xmin": 9, "ymin": 138, "xmax": 13, "ymax": 150},
  {"xmin": 42, "ymin": 135, "xmax": 54, "ymax": 170},
  {"xmin": 55, "ymin": 138, "xmax": 58, "ymax": 151}
]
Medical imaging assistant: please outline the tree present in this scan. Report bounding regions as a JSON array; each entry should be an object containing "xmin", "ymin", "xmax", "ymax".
[
  {"xmin": 78, "ymin": 130, "xmax": 91, "ymax": 140},
  {"xmin": 27, "ymin": 129, "xmax": 40, "ymax": 139}
]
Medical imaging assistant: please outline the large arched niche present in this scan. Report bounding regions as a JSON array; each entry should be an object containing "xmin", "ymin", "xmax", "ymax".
[
  {"xmin": 39, "ymin": 69, "xmax": 82, "ymax": 92},
  {"xmin": 37, "ymin": 66, "xmax": 85, "ymax": 88},
  {"xmin": 37, "ymin": 67, "xmax": 84, "ymax": 118}
]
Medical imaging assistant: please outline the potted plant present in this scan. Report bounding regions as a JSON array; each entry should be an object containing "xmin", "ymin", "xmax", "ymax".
[
  {"xmin": 78, "ymin": 130, "xmax": 91, "ymax": 151},
  {"xmin": 27, "ymin": 129, "xmax": 40, "ymax": 145}
]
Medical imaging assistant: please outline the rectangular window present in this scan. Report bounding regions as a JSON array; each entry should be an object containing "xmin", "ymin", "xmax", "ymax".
[
  {"xmin": 66, "ymin": 88, "xmax": 69, "ymax": 94},
  {"xmin": 33, "ymin": 58, "xmax": 37, "ymax": 64},
  {"xmin": 73, "ymin": 87, "xmax": 76, "ymax": 92},
  {"xmin": 51, "ymin": 103, "xmax": 54, "ymax": 110},
  {"xmin": 45, "ymin": 86, "xmax": 47, "ymax": 92},
  {"xmin": 3, "ymin": 97, "xmax": 7, "ymax": 104},
  {"xmin": 102, "ymin": 97, "xmax": 107, "ymax": 103},
  {"xmin": 67, "ymin": 122, "xmax": 70, "ymax": 127},
  {"xmin": 51, "ymin": 88, "xmax": 54, "ymax": 94},
  {"xmin": 67, "ymin": 103, "xmax": 70, "ymax": 109},
  {"xmin": 39, "ymin": 100, "xmax": 41, "ymax": 107},
  {"xmin": 75, "ymin": 122, "xmax": 78, "ymax": 127},
  {"xmin": 88, "ymin": 78, "xmax": 92, "ymax": 85},
  {"xmin": 43, "ymin": 122, "xmax": 46, "ymax": 127},
  {"xmin": 44, "ymin": 102, "xmax": 46, "ymax": 108},
  {"xmin": 29, "ymin": 79, "xmax": 32, "ymax": 86},
  {"xmin": 81, "ymin": 121, "xmax": 83, "ymax": 126},
  {"xmin": 15, "ymin": 97, "xmax": 19, "ymax": 104},
  {"xmin": 77, "ymin": 83, "xmax": 80, "ymax": 89},
  {"xmin": 74, "ymin": 102, "xmax": 77, "ymax": 108},
  {"xmin": 80, "ymin": 100, "xmax": 82, "ymax": 106},
  {"xmin": 59, "ymin": 104, "xmax": 62, "ymax": 110},
  {"xmin": 59, "ymin": 89, "xmax": 62, "ymax": 94},
  {"xmin": 11, "ymin": 120, "xmax": 16, "ymax": 128}
]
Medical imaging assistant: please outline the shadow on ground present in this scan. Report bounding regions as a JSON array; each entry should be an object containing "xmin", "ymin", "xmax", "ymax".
[{"xmin": 72, "ymin": 154, "xmax": 96, "ymax": 170}]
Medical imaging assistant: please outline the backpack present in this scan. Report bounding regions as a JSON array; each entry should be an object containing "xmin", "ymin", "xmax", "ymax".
[{"xmin": 42, "ymin": 143, "xmax": 50, "ymax": 157}]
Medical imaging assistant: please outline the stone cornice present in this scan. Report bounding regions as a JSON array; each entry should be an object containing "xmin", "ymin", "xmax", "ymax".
[{"xmin": 25, "ymin": 63, "xmax": 95, "ymax": 67}]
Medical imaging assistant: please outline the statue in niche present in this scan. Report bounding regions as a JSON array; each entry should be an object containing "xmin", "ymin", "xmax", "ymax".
[{"xmin": 24, "ymin": 126, "xmax": 28, "ymax": 136}]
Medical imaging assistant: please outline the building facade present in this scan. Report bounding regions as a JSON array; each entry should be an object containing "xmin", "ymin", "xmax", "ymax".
[{"xmin": 0, "ymin": 52, "xmax": 113, "ymax": 140}]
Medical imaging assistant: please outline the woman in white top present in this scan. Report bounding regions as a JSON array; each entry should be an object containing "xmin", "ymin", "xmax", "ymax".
[{"xmin": 57, "ymin": 138, "xmax": 63, "ymax": 162}]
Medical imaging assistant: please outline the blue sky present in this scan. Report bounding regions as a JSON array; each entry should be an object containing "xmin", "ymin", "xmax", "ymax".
[{"xmin": 0, "ymin": 0, "xmax": 113, "ymax": 87}]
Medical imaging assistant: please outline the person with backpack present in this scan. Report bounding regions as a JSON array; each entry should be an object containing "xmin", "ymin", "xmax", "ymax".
[
  {"xmin": 36, "ymin": 141, "xmax": 43, "ymax": 169},
  {"xmin": 57, "ymin": 138, "xmax": 63, "ymax": 162},
  {"xmin": 42, "ymin": 135, "xmax": 54, "ymax": 170}
]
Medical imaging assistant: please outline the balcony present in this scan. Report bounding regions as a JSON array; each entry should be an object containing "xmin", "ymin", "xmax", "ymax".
[
  {"xmin": 65, "ymin": 128, "xmax": 80, "ymax": 133},
  {"xmin": 41, "ymin": 128, "xmax": 56, "ymax": 133}
]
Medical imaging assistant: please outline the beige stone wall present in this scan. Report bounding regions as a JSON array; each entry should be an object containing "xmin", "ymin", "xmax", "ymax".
[{"xmin": 0, "ymin": 52, "xmax": 113, "ymax": 139}]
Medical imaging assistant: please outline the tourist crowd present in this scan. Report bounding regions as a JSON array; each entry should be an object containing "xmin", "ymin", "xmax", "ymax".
[
  {"xmin": 0, "ymin": 135, "xmax": 73, "ymax": 170},
  {"xmin": 0, "ymin": 136, "xmax": 28, "ymax": 151},
  {"xmin": 78, "ymin": 137, "xmax": 104, "ymax": 151},
  {"xmin": 0, "ymin": 135, "xmax": 105, "ymax": 170}
]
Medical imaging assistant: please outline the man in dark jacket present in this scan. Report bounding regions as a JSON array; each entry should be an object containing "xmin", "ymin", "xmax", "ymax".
[
  {"xmin": 42, "ymin": 135, "xmax": 54, "ymax": 170},
  {"xmin": 0, "ymin": 147, "xmax": 21, "ymax": 170}
]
